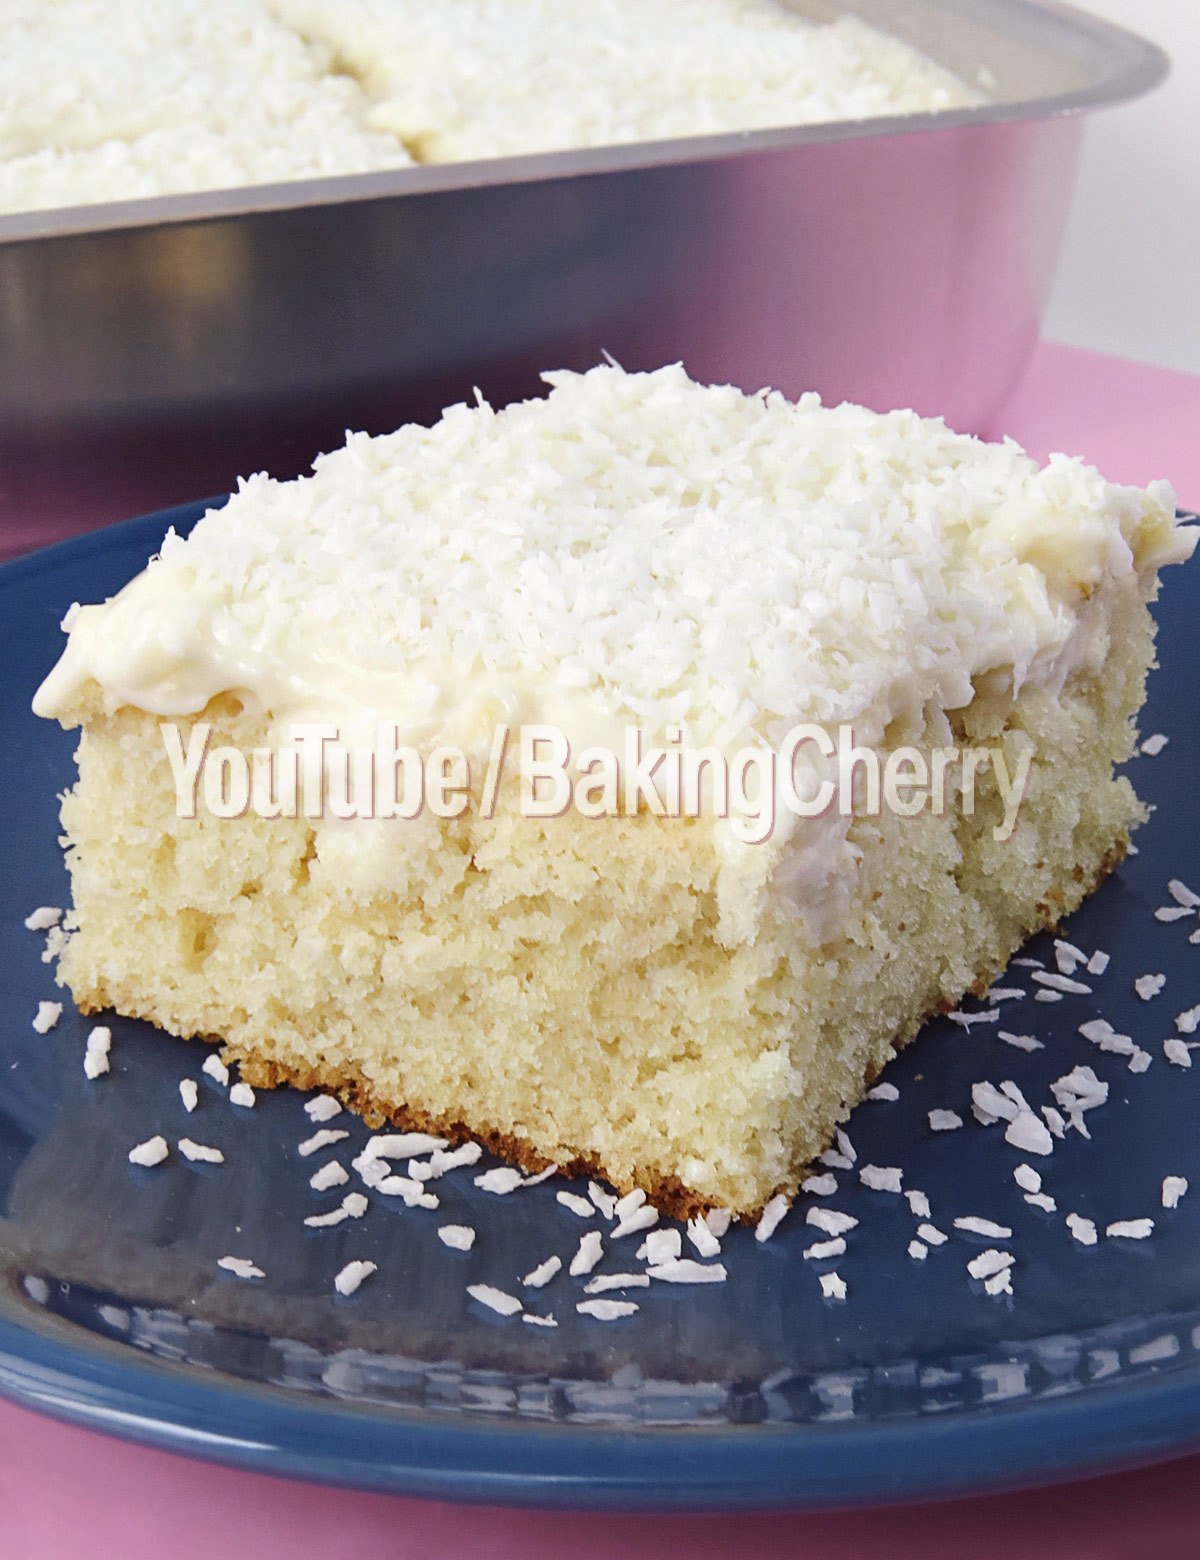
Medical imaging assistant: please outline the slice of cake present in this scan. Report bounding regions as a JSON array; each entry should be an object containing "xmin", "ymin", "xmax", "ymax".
[{"xmin": 34, "ymin": 365, "xmax": 1194, "ymax": 1216}]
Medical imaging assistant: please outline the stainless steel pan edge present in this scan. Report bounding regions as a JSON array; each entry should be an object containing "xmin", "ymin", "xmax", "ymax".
[
  {"xmin": 0, "ymin": 0, "xmax": 1166, "ymax": 246},
  {"xmin": 0, "ymin": 0, "xmax": 1167, "ymax": 551}
]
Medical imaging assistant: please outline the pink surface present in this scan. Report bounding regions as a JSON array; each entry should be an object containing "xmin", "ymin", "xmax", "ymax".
[
  {"xmin": 4, "ymin": 340, "xmax": 1200, "ymax": 1559},
  {"xmin": 983, "ymin": 341, "xmax": 1200, "ymax": 507}
]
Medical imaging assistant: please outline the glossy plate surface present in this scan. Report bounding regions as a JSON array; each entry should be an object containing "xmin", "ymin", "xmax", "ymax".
[{"xmin": 1, "ymin": 503, "xmax": 1199, "ymax": 1510}]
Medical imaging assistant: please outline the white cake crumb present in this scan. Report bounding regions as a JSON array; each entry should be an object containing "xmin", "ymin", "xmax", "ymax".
[
  {"xmin": 438, "ymin": 1224, "xmax": 477, "ymax": 1251},
  {"xmin": 1135, "ymin": 974, "xmax": 1166, "ymax": 1001},
  {"xmin": 954, "ymin": 1216, "xmax": 1013, "ymax": 1239},
  {"xmin": 228, "ymin": 1082, "xmax": 256, "ymax": 1108},
  {"xmin": 578, "ymin": 1298, "xmax": 638, "ymax": 1320},
  {"xmin": 179, "ymin": 1138, "xmax": 224, "ymax": 1164},
  {"xmin": 128, "ymin": 1135, "xmax": 168, "ymax": 1167},
  {"xmin": 32, "ymin": 1001, "xmax": 62, "ymax": 1034},
  {"xmin": 1162, "ymin": 1176, "xmax": 1188, "ymax": 1209},
  {"xmin": 928, "ymin": 1109, "xmax": 963, "ymax": 1132},
  {"xmin": 298, "ymin": 1128, "xmax": 350, "ymax": 1157},
  {"xmin": 802, "ymin": 1237, "xmax": 846, "ymax": 1261},
  {"xmin": 755, "ymin": 1192, "xmax": 790, "ymax": 1241},
  {"xmin": 819, "ymin": 1272, "xmax": 847, "ymax": 1300},
  {"xmin": 521, "ymin": 1255, "xmax": 562, "ymax": 1289},
  {"xmin": 569, "ymin": 1230, "xmax": 605, "ymax": 1276},
  {"xmin": 1066, "ymin": 1213, "xmax": 1098, "ymax": 1245},
  {"xmin": 335, "ymin": 1260, "xmax": 377, "ymax": 1297},
  {"xmin": 304, "ymin": 1095, "xmax": 342, "ymax": 1122},
  {"xmin": 1106, "ymin": 1219, "xmax": 1154, "ymax": 1240},
  {"xmin": 179, "ymin": 1078, "xmax": 199, "ymax": 1112},
  {"xmin": 859, "ymin": 1165, "xmax": 903, "ymax": 1193},
  {"xmin": 218, "ymin": 1255, "xmax": 265, "ymax": 1280},
  {"xmin": 309, "ymin": 1160, "xmax": 349, "ymax": 1191},
  {"xmin": 83, "ymin": 1025, "xmax": 112, "ymax": 1079},
  {"xmin": 24, "ymin": 906, "xmax": 62, "ymax": 931},
  {"xmin": 556, "ymin": 1191, "xmax": 596, "ymax": 1219},
  {"xmin": 967, "ymin": 1249, "xmax": 1013, "ymax": 1280}
]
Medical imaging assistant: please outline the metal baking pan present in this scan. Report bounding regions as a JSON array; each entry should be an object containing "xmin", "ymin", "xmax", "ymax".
[{"xmin": 0, "ymin": 0, "xmax": 1166, "ymax": 555}]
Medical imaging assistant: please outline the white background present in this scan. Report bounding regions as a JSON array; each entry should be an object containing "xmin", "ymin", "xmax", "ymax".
[{"xmin": 1044, "ymin": 0, "xmax": 1200, "ymax": 372}]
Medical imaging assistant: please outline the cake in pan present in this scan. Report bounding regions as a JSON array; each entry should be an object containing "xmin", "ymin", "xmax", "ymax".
[
  {"xmin": 0, "ymin": 0, "xmax": 976, "ymax": 214},
  {"xmin": 34, "ymin": 365, "xmax": 1194, "ymax": 1214}
]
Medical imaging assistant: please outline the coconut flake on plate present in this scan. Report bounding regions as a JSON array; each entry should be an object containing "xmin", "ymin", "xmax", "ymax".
[
  {"xmin": 334, "ymin": 1260, "xmax": 377, "ymax": 1297},
  {"xmin": 522, "ymin": 1256, "xmax": 562, "ymax": 1289},
  {"xmin": 178, "ymin": 1138, "xmax": 224, "ymax": 1164},
  {"xmin": 32, "ymin": 1001, "xmax": 62, "ymax": 1034},
  {"xmin": 755, "ymin": 1192, "xmax": 790, "ymax": 1242},
  {"xmin": 298, "ymin": 1128, "xmax": 349, "ymax": 1158},
  {"xmin": 438, "ymin": 1224, "xmax": 476, "ymax": 1251},
  {"xmin": 577, "ymin": 1298, "xmax": 638, "ymax": 1320},
  {"xmin": 218, "ymin": 1256, "xmax": 265, "ymax": 1280},
  {"xmin": 128, "ymin": 1135, "xmax": 168, "ymax": 1167},
  {"xmin": 83, "ymin": 1025, "xmax": 111, "ymax": 1079},
  {"xmin": 1162, "ymin": 1176, "xmax": 1188, "ymax": 1209}
]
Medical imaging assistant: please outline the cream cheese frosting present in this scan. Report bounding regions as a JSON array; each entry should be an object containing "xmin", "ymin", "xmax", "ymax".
[{"xmin": 35, "ymin": 363, "xmax": 1193, "ymax": 757}]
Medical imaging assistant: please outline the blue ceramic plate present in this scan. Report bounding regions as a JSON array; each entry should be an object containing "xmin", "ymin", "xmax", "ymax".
[{"xmin": 2, "ymin": 503, "xmax": 1199, "ymax": 1511}]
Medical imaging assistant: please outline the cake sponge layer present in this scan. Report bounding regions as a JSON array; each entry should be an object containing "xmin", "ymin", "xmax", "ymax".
[{"xmin": 56, "ymin": 629, "xmax": 1146, "ymax": 1214}]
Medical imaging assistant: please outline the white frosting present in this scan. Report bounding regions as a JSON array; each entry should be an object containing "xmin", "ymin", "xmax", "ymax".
[{"xmin": 35, "ymin": 364, "xmax": 1194, "ymax": 936}]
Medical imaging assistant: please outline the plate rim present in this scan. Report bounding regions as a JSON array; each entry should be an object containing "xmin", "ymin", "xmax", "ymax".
[{"xmin": 3, "ymin": 505, "xmax": 1200, "ymax": 1511}]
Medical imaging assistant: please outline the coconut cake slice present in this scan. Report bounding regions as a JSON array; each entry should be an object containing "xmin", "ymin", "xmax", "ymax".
[{"xmin": 33, "ymin": 364, "xmax": 1195, "ymax": 1215}]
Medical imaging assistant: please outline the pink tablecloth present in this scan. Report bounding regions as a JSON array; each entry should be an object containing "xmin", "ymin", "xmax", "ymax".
[{"xmin": 4, "ymin": 340, "xmax": 1200, "ymax": 1560}]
